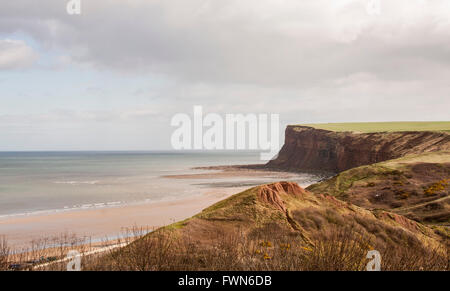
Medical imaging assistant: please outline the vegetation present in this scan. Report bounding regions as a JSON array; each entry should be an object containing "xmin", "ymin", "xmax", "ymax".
[
  {"xmin": 0, "ymin": 233, "xmax": 95, "ymax": 271},
  {"xmin": 424, "ymin": 179, "xmax": 449, "ymax": 196},
  {"xmin": 296, "ymin": 121, "xmax": 450, "ymax": 133},
  {"xmin": 0, "ymin": 236, "xmax": 9, "ymax": 270},
  {"xmin": 3, "ymin": 225, "xmax": 445, "ymax": 271},
  {"xmin": 307, "ymin": 152, "xmax": 450, "ymax": 226},
  {"xmin": 82, "ymin": 182, "xmax": 448, "ymax": 271},
  {"xmin": 74, "ymin": 226, "xmax": 450, "ymax": 271}
]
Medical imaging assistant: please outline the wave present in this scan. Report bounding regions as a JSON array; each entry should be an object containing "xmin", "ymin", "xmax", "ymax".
[
  {"xmin": 0, "ymin": 194, "xmax": 201, "ymax": 220},
  {"xmin": 53, "ymin": 180, "xmax": 100, "ymax": 185},
  {"xmin": 0, "ymin": 201, "xmax": 124, "ymax": 219}
]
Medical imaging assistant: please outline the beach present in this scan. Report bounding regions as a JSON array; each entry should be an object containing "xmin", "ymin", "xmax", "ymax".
[
  {"xmin": 0, "ymin": 187, "xmax": 244, "ymax": 248},
  {"xmin": 0, "ymin": 160, "xmax": 323, "ymax": 249}
]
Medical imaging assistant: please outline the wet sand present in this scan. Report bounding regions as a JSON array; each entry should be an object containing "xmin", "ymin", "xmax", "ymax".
[
  {"xmin": 0, "ymin": 187, "xmax": 247, "ymax": 249},
  {"xmin": 0, "ymin": 166, "xmax": 320, "ymax": 249},
  {"xmin": 163, "ymin": 165, "xmax": 303, "ymax": 180}
]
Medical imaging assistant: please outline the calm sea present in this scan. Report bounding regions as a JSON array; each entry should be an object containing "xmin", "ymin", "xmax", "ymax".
[{"xmin": 0, "ymin": 151, "xmax": 321, "ymax": 217}]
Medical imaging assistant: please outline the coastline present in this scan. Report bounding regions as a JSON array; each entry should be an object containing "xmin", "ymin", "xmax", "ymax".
[
  {"xmin": 0, "ymin": 186, "xmax": 248, "ymax": 248},
  {"xmin": 0, "ymin": 165, "xmax": 323, "ymax": 249}
]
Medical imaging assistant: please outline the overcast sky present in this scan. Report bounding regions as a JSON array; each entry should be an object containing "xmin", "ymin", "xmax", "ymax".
[{"xmin": 0, "ymin": 0, "xmax": 449, "ymax": 150}]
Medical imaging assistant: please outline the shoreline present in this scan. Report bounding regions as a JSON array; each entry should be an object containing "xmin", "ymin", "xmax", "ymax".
[
  {"xmin": 0, "ymin": 194, "xmax": 203, "ymax": 220},
  {"xmin": 0, "ymin": 186, "xmax": 248, "ymax": 249},
  {"xmin": 0, "ymin": 165, "xmax": 308, "ymax": 220},
  {"xmin": 0, "ymin": 166, "xmax": 324, "ymax": 249}
]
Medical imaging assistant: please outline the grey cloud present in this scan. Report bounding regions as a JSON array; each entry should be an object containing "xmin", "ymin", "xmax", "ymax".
[
  {"xmin": 0, "ymin": 0, "xmax": 449, "ymax": 151},
  {"xmin": 1, "ymin": 0, "xmax": 450, "ymax": 87}
]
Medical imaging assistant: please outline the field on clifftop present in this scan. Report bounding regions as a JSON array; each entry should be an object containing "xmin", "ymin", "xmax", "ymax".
[{"xmin": 298, "ymin": 121, "xmax": 450, "ymax": 133}]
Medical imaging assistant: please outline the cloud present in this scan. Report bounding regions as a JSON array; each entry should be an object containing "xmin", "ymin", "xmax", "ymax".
[
  {"xmin": 0, "ymin": 0, "xmax": 449, "ymax": 150},
  {"xmin": 1, "ymin": 0, "xmax": 450, "ymax": 86},
  {"xmin": 0, "ymin": 39, "xmax": 38, "ymax": 69}
]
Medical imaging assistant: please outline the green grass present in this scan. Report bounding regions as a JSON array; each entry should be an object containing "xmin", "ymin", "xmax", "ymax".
[
  {"xmin": 381, "ymin": 151, "xmax": 450, "ymax": 166},
  {"xmin": 295, "ymin": 122, "xmax": 450, "ymax": 133}
]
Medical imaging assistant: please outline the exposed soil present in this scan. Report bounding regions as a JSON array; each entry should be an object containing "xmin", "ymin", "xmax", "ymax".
[{"xmin": 266, "ymin": 126, "xmax": 450, "ymax": 172}]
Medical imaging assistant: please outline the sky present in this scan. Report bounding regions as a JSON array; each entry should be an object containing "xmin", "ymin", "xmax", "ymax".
[{"xmin": 0, "ymin": 0, "xmax": 449, "ymax": 151}]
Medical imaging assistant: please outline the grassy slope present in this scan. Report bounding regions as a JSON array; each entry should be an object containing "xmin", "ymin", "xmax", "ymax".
[
  {"xmin": 307, "ymin": 151, "xmax": 450, "ymax": 226},
  {"xmin": 296, "ymin": 121, "xmax": 450, "ymax": 133},
  {"xmin": 161, "ymin": 182, "xmax": 443, "ymax": 247},
  {"xmin": 90, "ymin": 182, "xmax": 448, "ymax": 270}
]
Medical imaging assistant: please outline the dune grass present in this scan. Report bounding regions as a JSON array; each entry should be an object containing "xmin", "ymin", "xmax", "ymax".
[{"xmin": 296, "ymin": 122, "xmax": 450, "ymax": 133}]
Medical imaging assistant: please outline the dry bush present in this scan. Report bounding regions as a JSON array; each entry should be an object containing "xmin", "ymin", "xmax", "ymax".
[
  {"xmin": 380, "ymin": 243, "xmax": 449, "ymax": 271},
  {"xmin": 5, "ymin": 232, "xmax": 92, "ymax": 271},
  {"xmin": 4, "ymin": 225, "xmax": 448, "ymax": 271},
  {"xmin": 84, "ymin": 226, "xmax": 374, "ymax": 271},
  {"xmin": 87, "ymin": 224, "xmax": 448, "ymax": 271},
  {"xmin": 86, "ymin": 227, "xmax": 160, "ymax": 271},
  {"xmin": 0, "ymin": 236, "xmax": 10, "ymax": 270},
  {"xmin": 302, "ymin": 227, "xmax": 373, "ymax": 271}
]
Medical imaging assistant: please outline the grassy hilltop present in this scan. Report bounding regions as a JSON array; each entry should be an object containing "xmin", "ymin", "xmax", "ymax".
[{"xmin": 296, "ymin": 121, "xmax": 450, "ymax": 133}]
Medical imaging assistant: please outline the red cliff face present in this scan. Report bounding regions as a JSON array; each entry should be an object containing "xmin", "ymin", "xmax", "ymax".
[
  {"xmin": 266, "ymin": 126, "xmax": 450, "ymax": 173},
  {"xmin": 257, "ymin": 182, "xmax": 307, "ymax": 212}
]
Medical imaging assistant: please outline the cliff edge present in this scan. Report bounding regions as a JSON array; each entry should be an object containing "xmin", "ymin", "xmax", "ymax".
[{"xmin": 266, "ymin": 125, "xmax": 450, "ymax": 173}]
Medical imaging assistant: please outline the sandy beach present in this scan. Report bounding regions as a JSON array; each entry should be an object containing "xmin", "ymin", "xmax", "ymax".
[
  {"xmin": 0, "ymin": 186, "xmax": 247, "ymax": 249},
  {"xmin": 0, "ymin": 164, "xmax": 322, "ymax": 250}
]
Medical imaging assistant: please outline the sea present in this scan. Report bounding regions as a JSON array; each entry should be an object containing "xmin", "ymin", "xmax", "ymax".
[{"xmin": 0, "ymin": 151, "xmax": 323, "ymax": 218}]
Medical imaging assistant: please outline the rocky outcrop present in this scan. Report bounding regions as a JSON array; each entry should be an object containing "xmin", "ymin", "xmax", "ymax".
[
  {"xmin": 257, "ymin": 182, "xmax": 307, "ymax": 212},
  {"xmin": 266, "ymin": 126, "xmax": 450, "ymax": 173}
]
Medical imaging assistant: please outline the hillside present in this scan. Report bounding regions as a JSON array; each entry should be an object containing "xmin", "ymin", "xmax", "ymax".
[
  {"xmin": 172, "ymin": 181, "xmax": 444, "ymax": 243},
  {"xmin": 266, "ymin": 125, "xmax": 450, "ymax": 172},
  {"xmin": 90, "ymin": 182, "xmax": 448, "ymax": 271},
  {"xmin": 307, "ymin": 152, "xmax": 450, "ymax": 227}
]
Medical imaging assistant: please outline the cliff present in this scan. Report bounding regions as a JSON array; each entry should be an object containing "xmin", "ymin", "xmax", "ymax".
[{"xmin": 266, "ymin": 125, "xmax": 450, "ymax": 173}]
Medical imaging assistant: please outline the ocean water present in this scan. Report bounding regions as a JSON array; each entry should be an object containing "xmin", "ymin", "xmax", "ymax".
[{"xmin": 0, "ymin": 151, "xmax": 322, "ymax": 217}]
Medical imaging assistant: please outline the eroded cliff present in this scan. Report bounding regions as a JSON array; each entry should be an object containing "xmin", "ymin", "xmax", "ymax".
[{"xmin": 266, "ymin": 126, "xmax": 450, "ymax": 173}]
